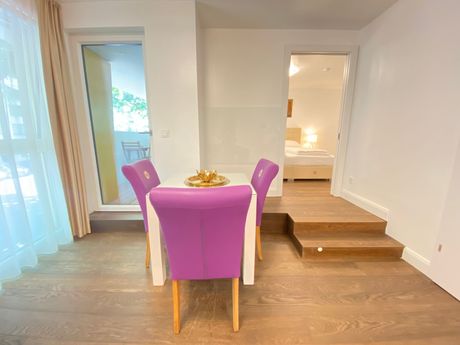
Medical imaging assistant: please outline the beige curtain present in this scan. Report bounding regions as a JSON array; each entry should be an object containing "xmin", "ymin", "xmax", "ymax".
[{"xmin": 35, "ymin": 0, "xmax": 91, "ymax": 238}]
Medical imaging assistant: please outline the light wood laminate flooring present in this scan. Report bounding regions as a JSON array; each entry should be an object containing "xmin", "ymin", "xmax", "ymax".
[{"xmin": 0, "ymin": 231, "xmax": 459, "ymax": 344}]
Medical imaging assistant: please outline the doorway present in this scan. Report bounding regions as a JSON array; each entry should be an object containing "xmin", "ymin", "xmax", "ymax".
[
  {"xmin": 81, "ymin": 43, "xmax": 150, "ymax": 206},
  {"xmin": 282, "ymin": 47, "xmax": 358, "ymax": 197}
]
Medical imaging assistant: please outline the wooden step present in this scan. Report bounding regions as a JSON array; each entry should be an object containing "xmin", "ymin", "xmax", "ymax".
[
  {"xmin": 292, "ymin": 233, "xmax": 404, "ymax": 260},
  {"xmin": 90, "ymin": 212, "xmax": 144, "ymax": 233},
  {"xmin": 292, "ymin": 220, "xmax": 387, "ymax": 237},
  {"xmin": 261, "ymin": 213, "xmax": 288, "ymax": 233}
]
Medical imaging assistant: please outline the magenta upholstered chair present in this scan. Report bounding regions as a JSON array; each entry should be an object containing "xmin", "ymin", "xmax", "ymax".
[
  {"xmin": 121, "ymin": 159, "xmax": 160, "ymax": 268},
  {"xmin": 251, "ymin": 158, "xmax": 279, "ymax": 261},
  {"xmin": 149, "ymin": 186, "xmax": 252, "ymax": 334}
]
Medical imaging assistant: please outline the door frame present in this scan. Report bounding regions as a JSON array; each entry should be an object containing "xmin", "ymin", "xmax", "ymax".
[
  {"xmin": 280, "ymin": 45, "xmax": 359, "ymax": 196},
  {"xmin": 67, "ymin": 32, "xmax": 150, "ymax": 212}
]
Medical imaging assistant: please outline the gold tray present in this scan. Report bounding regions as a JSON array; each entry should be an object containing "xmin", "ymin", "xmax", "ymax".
[{"xmin": 185, "ymin": 175, "xmax": 230, "ymax": 187}]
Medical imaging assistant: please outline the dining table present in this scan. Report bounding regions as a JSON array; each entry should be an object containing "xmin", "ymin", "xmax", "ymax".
[{"xmin": 145, "ymin": 172, "xmax": 257, "ymax": 286}]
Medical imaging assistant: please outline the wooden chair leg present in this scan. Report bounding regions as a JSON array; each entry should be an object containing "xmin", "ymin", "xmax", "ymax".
[
  {"xmin": 145, "ymin": 232, "xmax": 151, "ymax": 269},
  {"xmin": 232, "ymin": 277, "xmax": 239, "ymax": 332},
  {"xmin": 172, "ymin": 280, "xmax": 181, "ymax": 334},
  {"xmin": 256, "ymin": 226, "xmax": 263, "ymax": 261}
]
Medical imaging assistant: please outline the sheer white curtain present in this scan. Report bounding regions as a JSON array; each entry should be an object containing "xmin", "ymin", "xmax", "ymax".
[{"xmin": 0, "ymin": 0, "xmax": 72, "ymax": 289}]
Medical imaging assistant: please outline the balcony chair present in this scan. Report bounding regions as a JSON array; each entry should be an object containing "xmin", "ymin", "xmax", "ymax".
[
  {"xmin": 251, "ymin": 158, "xmax": 279, "ymax": 261},
  {"xmin": 149, "ymin": 186, "xmax": 252, "ymax": 334},
  {"xmin": 121, "ymin": 159, "xmax": 160, "ymax": 268},
  {"xmin": 122, "ymin": 140, "xmax": 150, "ymax": 163}
]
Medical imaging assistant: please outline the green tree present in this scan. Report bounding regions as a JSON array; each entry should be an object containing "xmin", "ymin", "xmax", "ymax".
[{"xmin": 112, "ymin": 87, "xmax": 147, "ymax": 118}]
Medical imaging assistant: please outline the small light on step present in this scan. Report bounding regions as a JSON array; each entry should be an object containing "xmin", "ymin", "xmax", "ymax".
[{"xmin": 317, "ymin": 247, "xmax": 323, "ymax": 252}]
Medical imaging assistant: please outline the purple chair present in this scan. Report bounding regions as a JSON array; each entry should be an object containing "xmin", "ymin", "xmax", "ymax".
[
  {"xmin": 149, "ymin": 186, "xmax": 252, "ymax": 334},
  {"xmin": 121, "ymin": 159, "xmax": 160, "ymax": 268},
  {"xmin": 251, "ymin": 158, "xmax": 279, "ymax": 261}
]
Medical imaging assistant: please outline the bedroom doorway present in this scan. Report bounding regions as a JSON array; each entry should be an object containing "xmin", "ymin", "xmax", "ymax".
[{"xmin": 282, "ymin": 47, "xmax": 358, "ymax": 196}]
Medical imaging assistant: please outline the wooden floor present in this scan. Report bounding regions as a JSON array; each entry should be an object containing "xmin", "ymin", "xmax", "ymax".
[
  {"xmin": 0, "ymin": 231, "xmax": 459, "ymax": 344},
  {"xmin": 264, "ymin": 180, "xmax": 382, "ymax": 223}
]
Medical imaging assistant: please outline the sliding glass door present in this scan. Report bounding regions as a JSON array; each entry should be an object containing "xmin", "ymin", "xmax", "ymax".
[{"xmin": 81, "ymin": 43, "xmax": 150, "ymax": 206}]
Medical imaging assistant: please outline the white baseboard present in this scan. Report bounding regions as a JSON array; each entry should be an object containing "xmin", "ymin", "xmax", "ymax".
[
  {"xmin": 402, "ymin": 247, "xmax": 431, "ymax": 275},
  {"xmin": 340, "ymin": 189, "xmax": 432, "ymax": 276},
  {"xmin": 341, "ymin": 189, "xmax": 389, "ymax": 221}
]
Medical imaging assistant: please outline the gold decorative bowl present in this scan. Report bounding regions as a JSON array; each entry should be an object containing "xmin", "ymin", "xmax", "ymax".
[{"xmin": 185, "ymin": 169, "xmax": 230, "ymax": 187}]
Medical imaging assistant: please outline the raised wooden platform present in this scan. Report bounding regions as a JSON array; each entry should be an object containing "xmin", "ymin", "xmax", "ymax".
[
  {"xmin": 263, "ymin": 181, "xmax": 404, "ymax": 260},
  {"xmin": 90, "ymin": 181, "xmax": 404, "ymax": 260}
]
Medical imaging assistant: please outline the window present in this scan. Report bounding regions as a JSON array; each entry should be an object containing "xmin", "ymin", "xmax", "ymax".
[{"xmin": 0, "ymin": 0, "xmax": 72, "ymax": 289}]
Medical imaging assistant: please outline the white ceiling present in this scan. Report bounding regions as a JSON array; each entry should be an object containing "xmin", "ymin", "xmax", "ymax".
[
  {"xmin": 59, "ymin": 0, "xmax": 399, "ymax": 30},
  {"xmin": 289, "ymin": 54, "xmax": 346, "ymax": 89},
  {"xmin": 85, "ymin": 44, "xmax": 146, "ymax": 98},
  {"xmin": 197, "ymin": 0, "xmax": 398, "ymax": 30}
]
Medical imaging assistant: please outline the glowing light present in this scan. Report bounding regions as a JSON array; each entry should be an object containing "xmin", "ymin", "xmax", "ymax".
[
  {"xmin": 302, "ymin": 128, "xmax": 318, "ymax": 148},
  {"xmin": 306, "ymin": 134, "xmax": 318, "ymax": 143},
  {"xmin": 289, "ymin": 63, "xmax": 300, "ymax": 76}
]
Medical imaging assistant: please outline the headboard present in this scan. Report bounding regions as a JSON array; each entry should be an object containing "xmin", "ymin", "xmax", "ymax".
[{"xmin": 285, "ymin": 128, "xmax": 302, "ymax": 144}]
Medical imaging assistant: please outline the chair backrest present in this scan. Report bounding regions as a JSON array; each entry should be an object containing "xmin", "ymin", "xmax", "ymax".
[
  {"xmin": 122, "ymin": 141, "xmax": 147, "ymax": 162},
  {"xmin": 122, "ymin": 141, "xmax": 142, "ymax": 149},
  {"xmin": 121, "ymin": 159, "xmax": 160, "ymax": 231},
  {"xmin": 251, "ymin": 158, "xmax": 279, "ymax": 226},
  {"xmin": 149, "ymin": 186, "xmax": 252, "ymax": 280}
]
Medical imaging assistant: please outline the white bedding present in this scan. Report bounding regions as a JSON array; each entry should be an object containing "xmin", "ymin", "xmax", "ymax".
[
  {"xmin": 285, "ymin": 147, "xmax": 330, "ymax": 156},
  {"xmin": 284, "ymin": 148, "xmax": 334, "ymax": 166}
]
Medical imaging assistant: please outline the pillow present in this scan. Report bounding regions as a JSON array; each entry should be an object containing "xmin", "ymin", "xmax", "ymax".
[{"xmin": 285, "ymin": 140, "xmax": 300, "ymax": 147}]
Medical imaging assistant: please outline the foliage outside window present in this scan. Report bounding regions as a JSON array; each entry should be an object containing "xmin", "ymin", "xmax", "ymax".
[{"xmin": 112, "ymin": 87, "xmax": 148, "ymax": 132}]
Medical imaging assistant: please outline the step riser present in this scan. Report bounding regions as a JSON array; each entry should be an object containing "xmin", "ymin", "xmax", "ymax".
[
  {"xmin": 302, "ymin": 247, "xmax": 403, "ymax": 259},
  {"xmin": 294, "ymin": 230, "xmax": 386, "ymax": 238},
  {"xmin": 288, "ymin": 232, "xmax": 304, "ymax": 256},
  {"xmin": 261, "ymin": 213, "xmax": 288, "ymax": 233},
  {"xmin": 90, "ymin": 220, "xmax": 144, "ymax": 233},
  {"xmin": 92, "ymin": 212, "xmax": 289, "ymax": 234},
  {"xmin": 293, "ymin": 222, "xmax": 386, "ymax": 234}
]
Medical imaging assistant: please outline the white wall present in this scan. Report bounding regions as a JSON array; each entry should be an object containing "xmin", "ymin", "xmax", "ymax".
[
  {"xmin": 343, "ymin": 0, "xmax": 460, "ymax": 269},
  {"xmin": 196, "ymin": 10, "xmax": 206, "ymax": 168},
  {"xmin": 202, "ymin": 29, "xmax": 359, "ymax": 195},
  {"xmin": 287, "ymin": 87, "xmax": 343, "ymax": 155},
  {"xmin": 62, "ymin": 0, "xmax": 201, "ymax": 182},
  {"xmin": 429, "ymin": 137, "xmax": 460, "ymax": 299}
]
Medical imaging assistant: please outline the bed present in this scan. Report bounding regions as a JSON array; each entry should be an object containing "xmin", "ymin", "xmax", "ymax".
[{"xmin": 283, "ymin": 128, "xmax": 334, "ymax": 180}]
